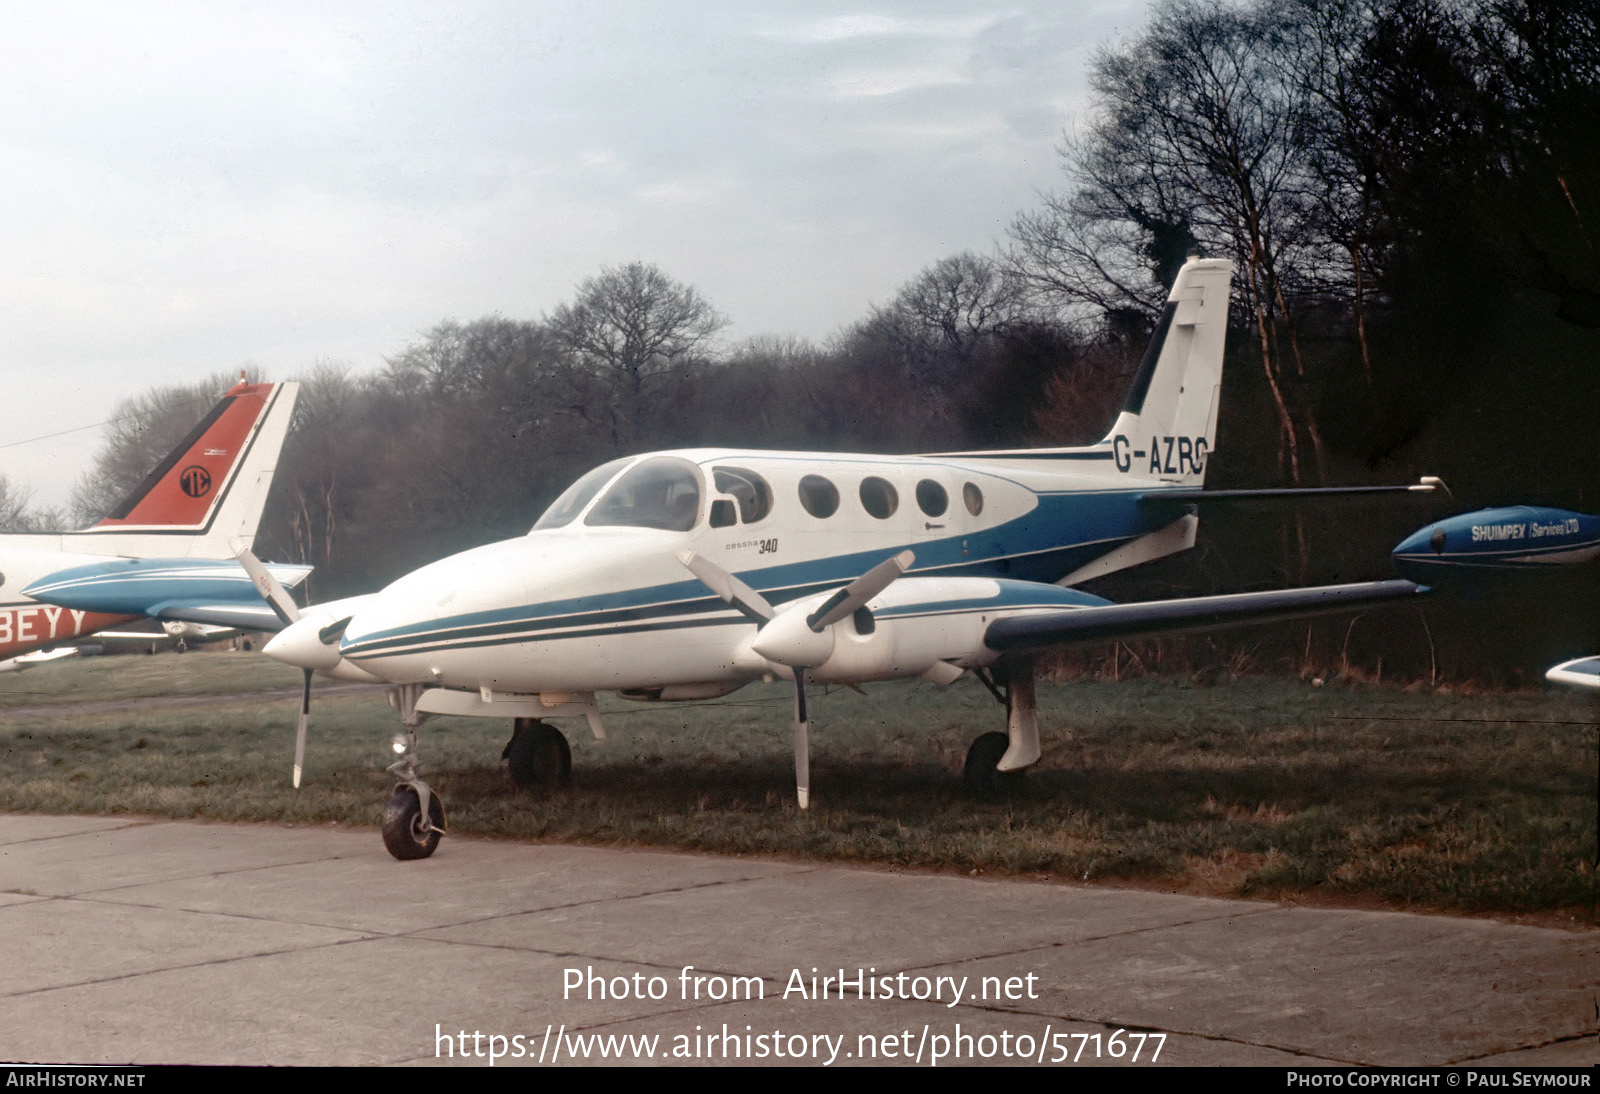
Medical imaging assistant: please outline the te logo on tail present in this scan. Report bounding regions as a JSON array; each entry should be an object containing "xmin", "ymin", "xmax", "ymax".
[
  {"xmin": 1113, "ymin": 435, "xmax": 1208, "ymax": 475},
  {"xmin": 179, "ymin": 465, "xmax": 212, "ymax": 498}
]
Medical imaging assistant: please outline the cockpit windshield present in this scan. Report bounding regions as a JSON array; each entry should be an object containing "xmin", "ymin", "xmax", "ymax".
[
  {"xmin": 584, "ymin": 457, "xmax": 703, "ymax": 531},
  {"xmin": 531, "ymin": 458, "xmax": 632, "ymax": 531}
]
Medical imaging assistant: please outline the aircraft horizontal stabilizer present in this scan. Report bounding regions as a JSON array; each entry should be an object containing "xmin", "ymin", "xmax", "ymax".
[
  {"xmin": 984, "ymin": 579, "xmax": 1427, "ymax": 652},
  {"xmin": 1147, "ymin": 477, "xmax": 1447, "ymax": 507}
]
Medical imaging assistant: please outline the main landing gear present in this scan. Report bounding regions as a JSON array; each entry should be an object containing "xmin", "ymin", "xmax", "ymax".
[
  {"xmin": 965, "ymin": 659, "xmax": 1041, "ymax": 800},
  {"xmin": 502, "ymin": 718, "xmax": 572, "ymax": 794}
]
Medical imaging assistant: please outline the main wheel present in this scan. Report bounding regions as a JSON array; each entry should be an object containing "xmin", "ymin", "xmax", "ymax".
[
  {"xmin": 506, "ymin": 719, "xmax": 571, "ymax": 794},
  {"xmin": 381, "ymin": 786, "xmax": 444, "ymax": 860},
  {"xmin": 963, "ymin": 731, "xmax": 1025, "ymax": 800}
]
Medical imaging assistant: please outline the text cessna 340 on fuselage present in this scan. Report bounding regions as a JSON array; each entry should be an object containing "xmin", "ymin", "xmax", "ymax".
[{"xmin": 257, "ymin": 257, "xmax": 1440, "ymax": 860}]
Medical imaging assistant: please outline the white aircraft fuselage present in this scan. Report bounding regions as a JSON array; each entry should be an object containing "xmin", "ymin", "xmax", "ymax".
[
  {"xmin": 332, "ymin": 448, "xmax": 1192, "ymax": 695},
  {"xmin": 276, "ymin": 256, "xmax": 1237, "ymax": 710}
]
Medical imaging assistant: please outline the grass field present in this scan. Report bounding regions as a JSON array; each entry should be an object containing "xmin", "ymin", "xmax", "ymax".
[{"xmin": 1, "ymin": 651, "xmax": 1595, "ymax": 922}]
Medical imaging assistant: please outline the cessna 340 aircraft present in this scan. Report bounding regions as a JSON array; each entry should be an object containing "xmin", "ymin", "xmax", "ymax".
[
  {"xmin": 257, "ymin": 256, "xmax": 1442, "ymax": 860},
  {"xmin": 1, "ymin": 377, "xmax": 308, "ymax": 663}
]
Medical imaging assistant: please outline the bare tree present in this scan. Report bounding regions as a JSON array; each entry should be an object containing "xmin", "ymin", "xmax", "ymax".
[
  {"xmin": 1011, "ymin": 0, "xmax": 1326, "ymax": 483},
  {"xmin": 1474, "ymin": 0, "xmax": 1600, "ymax": 328},
  {"xmin": 547, "ymin": 262, "xmax": 727, "ymax": 447},
  {"xmin": 873, "ymin": 253, "xmax": 1030, "ymax": 368},
  {"xmin": 0, "ymin": 475, "xmax": 65, "ymax": 532}
]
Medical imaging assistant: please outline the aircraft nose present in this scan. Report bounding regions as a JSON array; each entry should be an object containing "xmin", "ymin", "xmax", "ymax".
[
  {"xmin": 334, "ymin": 583, "xmax": 453, "ymax": 681},
  {"xmin": 1391, "ymin": 523, "xmax": 1447, "ymax": 560},
  {"xmin": 263, "ymin": 613, "xmax": 345, "ymax": 671},
  {"xmin": 331, "ymin": 537, "xmax": 540, "ymax": 685}
]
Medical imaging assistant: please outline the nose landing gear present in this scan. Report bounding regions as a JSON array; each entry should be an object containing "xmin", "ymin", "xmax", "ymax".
[{"xmin": 380, "ymin": 685, "xmax": 445, "ymax": 860}]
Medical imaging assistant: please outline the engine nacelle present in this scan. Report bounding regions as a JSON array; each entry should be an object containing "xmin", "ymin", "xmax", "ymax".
[{"xmin": 746, "ymin": 577, "xmax": 1105, "ymax": 684}]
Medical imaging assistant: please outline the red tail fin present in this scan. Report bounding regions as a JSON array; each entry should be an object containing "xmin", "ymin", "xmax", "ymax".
[{"xmin": 92, "ymin": 380, "xmax": 286, "ymax": 532}]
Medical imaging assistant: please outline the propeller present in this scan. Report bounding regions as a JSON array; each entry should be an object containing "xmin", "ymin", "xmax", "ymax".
[
  {"xmin": 678, "ymin": 549, "xmax": 913, "ymax": 810},
  {"xmin": 236, "ymin": 544, "xmax": 302, "ymax": 629},
  {"xmin": 804, "ymin": 551, "xmax": 914, "ymax": 631},
  {"xmin": 236, "ymin": 545, "xmax": 314, "ymax": 789},
  {"xmin": 293, "ymin": 669, "xmax": 311, "ymax": 789},
  {"xmin": 674, "ymin": 549, "xmax": 775, "ymax": 623}
]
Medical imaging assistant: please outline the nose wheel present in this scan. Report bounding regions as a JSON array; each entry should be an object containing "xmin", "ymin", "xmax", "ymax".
[{"xmin": 381, "ymin": 785, "xmax": 445, "ymax": 859}]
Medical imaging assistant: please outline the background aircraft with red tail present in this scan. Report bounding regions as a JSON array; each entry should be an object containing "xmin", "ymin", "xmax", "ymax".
[{"xmin": 1, "ymin": 378, "xmax": 308, "ymax": 667}]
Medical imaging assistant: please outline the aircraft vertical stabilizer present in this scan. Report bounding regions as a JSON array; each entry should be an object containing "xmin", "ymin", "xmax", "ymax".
[
  {"xmin": 930, "ymin": 256, "xmax": 1232, "ymax": 487},
  {"xmin": 70, "ymin": 379, "xmax": 300, "ymax": 558},
  {"xmin": 1097, "ymin": 256, "xmax": 1232, "ymax": 485}
]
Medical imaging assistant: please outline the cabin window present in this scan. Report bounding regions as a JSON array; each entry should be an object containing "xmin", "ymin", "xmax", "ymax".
[
  {"xmin": 709, "ymin": 499, "xmax": 736, "ymax": 528},
  {"xmin": 713, "ymin": 467, "xmax": 773, "ymax": 524},
  {"xmin": 859, "ymin": 476, "xmax": 898, "ymax": 519},
  {"xmin": 798, "ymin": 475, "xmax": 839, "ymax": 518},
  {"xmin": 916, "ymin": 479, "xmax": 948, "ymax": 517},
  {"xmin": 532, "ymin": 458, "xmax": 632, "ymax": 530},
  {"xmin": 585, "ymin": 457, "xmax": 703, "ymax": 531},
  {"xmin": 963, "ymin": 482, "xmax": 984, "ymax": 517}
]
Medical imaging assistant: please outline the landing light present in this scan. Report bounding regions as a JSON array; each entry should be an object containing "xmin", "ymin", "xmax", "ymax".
[{"xmin": 390, "ymin": 734, "xmax": 409, "ymax": 756}]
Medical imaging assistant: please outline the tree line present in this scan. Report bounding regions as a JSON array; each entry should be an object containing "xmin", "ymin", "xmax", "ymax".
[{"xmin": 5, "ymin": 0, "xmax": 1595, "ymax": 681}]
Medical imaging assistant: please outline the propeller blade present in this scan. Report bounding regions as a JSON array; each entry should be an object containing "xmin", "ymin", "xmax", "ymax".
[
  {"xmin": 234, "ymin": 545, "xmax": 302, "ymax": 628},
  {"xmin": 676, "ymin": 549, "xmax": 776, "ymax": 623},
  {"xmin": 805, "ymin": 549, "xmax": 913, "ymax": 632},
  {"xmin": 792, "ymin": 668, "xmax": 810, "ymax": 811},
  {"xmin": 293, "ymin": 668, "xmax": 311, "ymax": 789}
]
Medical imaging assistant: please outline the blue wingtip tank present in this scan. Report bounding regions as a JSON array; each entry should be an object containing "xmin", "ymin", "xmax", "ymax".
[{"xmin": 1391, "ymin": 506, "xmax": 1600, "ymax": 585}]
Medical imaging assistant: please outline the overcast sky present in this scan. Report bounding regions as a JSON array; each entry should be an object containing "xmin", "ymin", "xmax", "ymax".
[{"xmin": 1, "ymin": 0, "xmax": 1154, "ymax": 511}]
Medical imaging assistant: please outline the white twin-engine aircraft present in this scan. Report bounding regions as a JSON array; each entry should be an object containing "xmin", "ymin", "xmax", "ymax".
[{"xmin": 258, "ymin": 257, "xmax": 1439, "ymax": 860}]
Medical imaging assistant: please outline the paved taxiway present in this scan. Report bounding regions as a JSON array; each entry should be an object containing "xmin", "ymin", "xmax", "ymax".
[{"xmin": 0, "ymin": 813, "xmax": 1593, "ymax": 1067}]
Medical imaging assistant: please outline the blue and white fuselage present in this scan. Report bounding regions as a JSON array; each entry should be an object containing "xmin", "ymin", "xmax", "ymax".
[
  {"xmin": 1391, "ymin": 505, "xmax": 1600, "ymax": 584},
  {"xmin": 264, "ymin": 256, "xmax": 1231, "ymax": 702},
  {"xmin": 317, "ymin": 255, "xmax": 1238, "ymax": 701},
  {"xmin": 333, "ymin": 449, "xmax": 1182, "ymax": 693}
]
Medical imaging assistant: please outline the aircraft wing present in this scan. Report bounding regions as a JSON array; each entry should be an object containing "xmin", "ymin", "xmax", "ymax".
[
  {"xmin": 1546, "ymin": 657, "xmax": 1600, "ymax": 690},
  {"xmin": 147, "ymin": 600, "xmax": 288, "ymax": 631},
  {"xmin": 23, "ymin": 559, "xmax": 311, "ymax": 634},
  {"xmin": 984, "ymin": 579, "xmax": 1427, "ymax": 652},
  {"xmin": 82, "ymin": 630, "xmax": 184, "ymax": 651}
]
